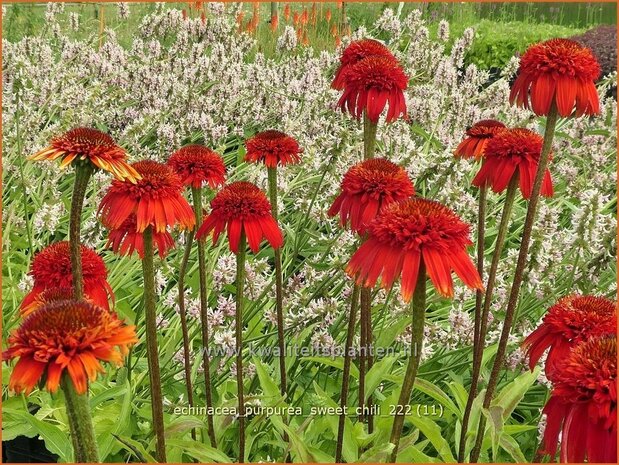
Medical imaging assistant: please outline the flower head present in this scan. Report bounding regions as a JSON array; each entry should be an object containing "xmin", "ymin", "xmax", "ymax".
[
  {"xmin": 167, "ymin": 144, "xmax": 226, "ymax": 189},
  {"xmin": 21, "ymin": 242, "xmax": 113, "ymax": 312},
  {"xmin": 3, "ymin": 300, "xmax": 137, "ymax": 395},
  {"xmin": 20, "ymin": 287, "xmax": 77, "ymax": 317},
  {"xmin": 245, "ymin": 130, "xmax": 303, "ymax": 168},
  {"xmin": 541, "ymin": 335, "xmax": 616, "ymax": 463},
  {"xmin": 328, "ymin": 158, "xmax": 415, "ymax": 233},
  {"xmin": 337, "ymin": 56, "xmax": 408, "ymax": 123},
  {"xmin": 196, "ymin": 181, "xmax": 283, "ymax": 254},
  {"xmin": 332, "ymin": 39, "xmax": 395, "ymax": 90},
  {"xmin": 99, "ymin": 160, "xmax": 195, "ymax": 233},
  {"xmin": 107, "ymin": 214, "xmax": 175, "ymax": 259},
  {"xmin": 347, "ymin": 198, "xmax": 483, "ymax": 301},
  {"xmin": 523, "ymin": 295, "xmax": 616, "ymax": 378},
  {"xmin": 454, "ymin": 119, "xmax": 506, "ymax": 159},
  {"xmin": 472, "ymin": 128, "xmax": 553, "ymax": 199},
  {"xmin": 29, "ymin": 127, "xmax": 140, "ymax": 182},
  {"xmin": 510, "ymin": 38, "xmax": 601, "ymax": 117}
]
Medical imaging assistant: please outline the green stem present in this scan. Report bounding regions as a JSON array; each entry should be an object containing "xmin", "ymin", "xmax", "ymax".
[
  {"xmin": 142, "ymin": 226, "xmax": 167, "ymax": 462},
  {"xmin": 69, "ymin": 163, "xmax": 93, "ymax": 300},
  {"xmin": 267, "ymin": 168, "xmax": 287, "ymax": 398},
  {"xmin": 459, "ymin": 175, "xmax": 518, "ymax": 461},
  {"xmin": 61, "ymin": 374, "xmax": 99, "ymax": 462},
  {"xmin": 363, "ymin": 113, "xmax": 378, "ymax": 160},
  {"xmin": 389, "ymin": 261, "xmax": 427, "ymax": 463},
  {"xmin": 192, "ymin": 187, "xmax": 218, "ymax": 448},
  {"xmin": 236, "ymin": 232, "xmax": 247, "ymax": 463},
  {"xmin": 178, "ymin": 229, "xmax": 197, "ymax": 441},
  {"xmin": 470, "ymin": 105, "xmax": 558, "ymax": 463},
  {"xmin": 335, "ymin": 284, "xmax": 360, "ymax": 463}
]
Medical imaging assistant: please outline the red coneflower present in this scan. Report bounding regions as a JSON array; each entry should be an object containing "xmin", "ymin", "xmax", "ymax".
[
  {"xmin": 325, "ymin": 8, "xmax": 332, "ymax": 23},
  {"xmin": 454, "ymin": 119, "xmax": 506, "ymax": 159},
  {"xmin": 107, "ymin": 215, "xmax": 175, "ymax": 259},
  {"xmin": 29, "ymin": 127, "xmax": 140, "ymax": 183},
  {"xmin": 99, "ymin": 160, "xmax": 195, "ymax": 233},
  {"xmin": 21, "ymin": 241, "xmax": 113, "ymax": 312},
  {"xmin": 541, "ymin": 335, "xmax": 617, "ymax": 463},
  {"xmin": 523, "ymin": 295, "xmax": 616, "ymax": 378},
  {"xmin": 472, "ymin": 128, "xmax": 553, "ymax": 199},
  {"xmin": 167, "ymin": 144, "xmax": 226, "ymax": 189},
  {"xmin": 245, "ymin": 130, "xmax": 303, "ymax": 168},
  {"xmin": 337, "ymin": 56, "xmax": 408, "ymax": 123},
  {"xmin": 332, "ymin": 39, "xmax": 395, "ymax": 90},
  {"xmin": 328, "ymin": 158, "xmax": 415, "ymax": 233},
  {"xmin": 284, "ymin": 3, "xmax": 290, "ymax": 21},
  {"xmin": 4, "ymin": 300, "xmax": 137, "ymax": 395},
  {"xmin": 347, "ymin": 198, "xmax": 482, "ymax": 301},
  {"xmin": 20, "ymin": 287, "xmax": 77, "ymax": 317},
  {"xmin": 196, "ymin": 181, "xmax": 283, "ymax": 253},
  {"xmin": 270, "ymin": 14, "xmax": 278, "ymax": 31},
  {"xmin": 510, "ymin": 38, "xmax": 601, "ymax": 117}
]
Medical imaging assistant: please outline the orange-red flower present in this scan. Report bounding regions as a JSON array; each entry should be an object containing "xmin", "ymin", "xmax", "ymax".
[
  {"xmin": 332, "ymin": 39, "xmax": 395, "ymax": 90},
  {"xmin": 510, "ymin": 38, "xmax": 601, "ymax": 117},
  {"xmin": 107, "ymin": 215, "xmax": 175, "ymax": 259},
  {"xmin": 21, "ymin": 241, "xmax": 114, "ymax": 312},
  {"xmin": 540, "ymin": 335, "xmax": 616, "ymax": 463},
  {"xmin": 472, "ymin": 128, "xmax": 553, "ymax": 199},
  {"xmin": 3, "ymin": 300, "xmax": 137, "ymax": 395},
  {"xmin": 20, "ymin": 288, "xmax": 78, "ymax": 317},
  {"xmin": 523, "ymin": 295, "xmax": 616, "ymax": 379},
  {"xmin": 167, "ymin": 144, "xmax": 226, "ymax": 189},
  {"xmin": 347, "ymin": 198, "xmax": 483, "ymax": 301},
  {"xmin": 99, "ymin": 160, "xmax": 195, "ymax": 233},
  {"xmin": 337, "ymin": 56, "xmax": 408, "ymax": 123},
  {"xmin": 245, "ymin": 130, "xmax": 303, "ymax": 168},
  {"xmin": 328, "ymin": 158, "xmax": 415, "ymax": 233},
  {"xmin": 29, "ymin": 127, "xmax": 140, "ymax": 183},
  {"xmin": 196, "ymin": 181, "xmax": 283, "ymax": 254},
  {"xmin": 454, "ymin": 119, "xmax": 506, "ymax": 159}
]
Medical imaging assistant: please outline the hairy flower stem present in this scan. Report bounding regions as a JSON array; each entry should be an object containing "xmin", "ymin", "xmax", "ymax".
[
  {"xmin": 236, "ymin": 232, "xmax": 248, "ymax": 463},
  {"xmin": 69, "ymin": 163, "xmax": 93, "ymax": 300},
  {"xmin": 389, "ymin": 262, "xmax": 426, "ymax": 463},
  {"xmin": 192, "ymin": 187, "xmax": 217, "ymax": 448},
  {"xmin": 360, "ymin": 113, "xmax": 378, "ymax": 428},
  {"xmin": 267, "ymin": 168, "xmax": 288, "ymax": 397},
  {"xmin": 335, "ymin": 284, "xmax": 361, "ymax": 463},
  {"xmin": 178, "ymin": 229, "xmax": 197, "ymax": 441},
  {"xmin": 142, "ymin": 226, "xmax": 167, "ymax": 462},
  {"xmin": 470, "ymin": 106, "xmax": 558, "ymax": 463},
  {"xmin": 61, "ymin": 374, "xmax": 99, "ymax": 462},
  {"xmin": 458, "ymin": 177, "xmax": 518, "ymax": 462}
]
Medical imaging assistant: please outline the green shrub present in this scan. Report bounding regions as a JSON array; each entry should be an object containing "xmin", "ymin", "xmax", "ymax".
[{"xmin": 465, "ymin": 20, "xmax": 585, "ymax": 70}]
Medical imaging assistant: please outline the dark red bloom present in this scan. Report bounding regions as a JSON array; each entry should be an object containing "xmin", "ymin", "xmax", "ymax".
[
  {"xmin": 472, "ymin": 128, "xmax": 553, "ymax": 199},
  {"xmin": 332, "ymin": 39, "xmax": 395, "ymax": 90},
  {"xmin": 167, "ymin": 144, "xmax": 226, "ymax": 189},
  {"xmin": 523, "ymin": 295, "xmax": 616, "ymax": 379},
  {"xmin": 99, "ymin": 160, "xmax": 195, "ymax": 233},
  {"xmin": 20, "ymin": 288, "xmax": 76, "ymax": 317},
  {"xmin": 347, "ymin": 198, "xmax": 483, "ymax": 301},
  {"xmin": 196, "ymin": 181, "xmax": 283, "ymax": 254},
  {"xmin": 3, "ymin": 300, "xmax": 137, "ymax": 395},
  {"xmin": 454, "ymin": 120, "xmax": 506, "ymax": 160},
  {"xmin": 107, "ymin": 215, "xmax": 175, "ymax": 259},
  {"xmin": 541, "ymin": 335, "xmax": 616, "ymax": 463},
  {"xmin": 29, "ymin": 127, "xmax": 140, "ymax": 182},
  {"xmin": 21, "ymin": 242, "xmax": 114, "ymax": 312},
  {"xmin": 510, "ymin": 38, "xmax": 601, "ymax": 117},
  {"xmin": 337, "ymin": 56, "xmax": 408, "ymax": 123},
  {"xmin": 245, "ymin": 130, "xmax": 303, "ymax": 168},
  {"xmin": 328, "ymin": 158, "xmax": 415, "ymax": 233}
]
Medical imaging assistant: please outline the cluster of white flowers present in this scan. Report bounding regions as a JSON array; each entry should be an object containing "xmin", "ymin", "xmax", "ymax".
[{"xmin": 3, "ymin": 4, "xmax": 616, "ymax": 397}]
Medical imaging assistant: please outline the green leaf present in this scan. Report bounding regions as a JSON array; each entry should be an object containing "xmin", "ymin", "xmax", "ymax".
[
  {"xmin": 413, "ymin": 378, "xmax": 460, "ymax": 418},
  {"xmin": 167, "ymin": 439, "xmax": 232, "ymax": 463},
  {"xmin": 253, "ymin": 357, "xmax": 282, "ymax": 404},
  {"xmin": 376, "ymin": 315, "xmax": 410, "ymax": 349},
  {"xmin": 492, "ymin": 367, "xmax": 540, "ymax": 420},
  {"xmin": 357, "ymin": 441, "xmax": 395, "ymax": 462},
  {"xmin": 96, "ymin": 380, "xmax": 132, "ymax": 460},
  {"xmin": 365, "ymin": 356, "xmax": 396, "ymax": 402},
  {"xmin": 487, "ymin": 405, "xmax": 504, "ymax": 460},
  {"xmin": 113, "ymin": 434, "xmax": 157, "ymax": 463},
  {"xmin": 302, "ymin": 356, "xmax": 359, "ymax": 378},
  {"xmin": 499, "ymin": 434, "xmax": 527, "ymax": 462},
  {"xmin": 13, "ymin": 410, "xmax": 72, "ymax": 462},
  {"xmin": 409, "ymin": 415, "xmax": 456, "ymax": 463}
]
